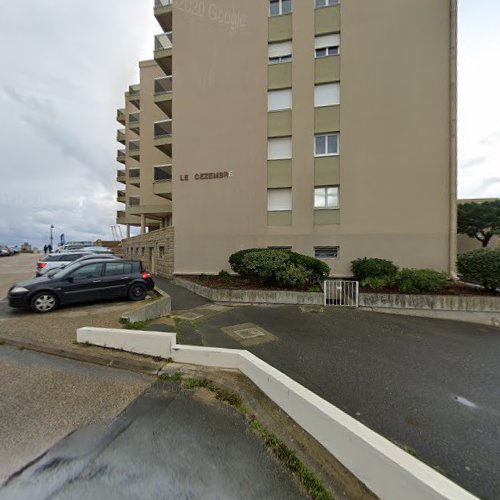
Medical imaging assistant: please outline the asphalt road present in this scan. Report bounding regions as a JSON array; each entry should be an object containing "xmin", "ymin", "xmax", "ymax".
[
  {"xmin": 2, "ymin": 377, "xmax": 305, "ymax": 500},
  {"xmin": 156, "ymin": 280, "xmax": 500, "ymax": 499}
]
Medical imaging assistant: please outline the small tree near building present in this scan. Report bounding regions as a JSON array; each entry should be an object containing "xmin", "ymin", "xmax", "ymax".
[{"xmin": 457, "ymin": 200, "xmax": 500, "ymax": 248}]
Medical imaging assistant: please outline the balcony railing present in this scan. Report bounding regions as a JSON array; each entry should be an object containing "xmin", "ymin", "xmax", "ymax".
[
  {"xmin": 128, "ymin": 197, "xmax": 141, "ymax": 206},
  {"xmin": 154, "ymin": 120, "xmax": 172, "ymax": 139},
  {"xmin": 129, "ymin": 113, "xmax": 140, "ymax": 125},
  {"xmin": 117, "ymin": 149, "xmax": 126, "ymax": 162},
  {"xmin": 117, "ymin": 109, "xmax": 126, "ymax": 124},
  {"xmin": 154, "ymin": 76, "xmax": 173, "ymax": 95},
  {"xmin": 129, "ymin": 84, "xmax": 140, "ymax": 96},
  {"xmin": 129, "ymin": 140, "xmax": 140, "ymax": 152},
  {"xmin": 155, "ymin": 32, "xmax": 173, "ymax": 51},
  {"xmin": 154, "ymin": 165, "xmax": 172, "ymax": 181},
  {"xmin": 129, "ymin": 169, "xmax": 140, "ymax": 178},
  {"xmin": 155, "ymin": 0, "xmax": 172, "ymax": 6}
]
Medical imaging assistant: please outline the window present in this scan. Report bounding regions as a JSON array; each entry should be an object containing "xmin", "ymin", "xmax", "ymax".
[
  {"xmin": 129, "ymin": 196, "xmax": 140, "ymax": 206},
  {"xmin": 159, "ymin": 246, "xmax": 165, "ymax": 258},
  {"xmin": 154, "ymin": 164, "xmax": 172, "ymax": 181},
  {"xmin": 315, "ymin": 34, "xmax": 340, "ymax": 58},
  {"xmin": 314, "ymin": 186, "xmax": 339, "ymax": 209},
  {"xmin": 69, "ymin": 263, "xmax": 103, "ymax": 280},
  {"xmin": 315, "ymin": 133, "xmax": 339, "ymax": 156},
  {"xmin": 268, "ymin": 188, "xmax": 292, "ymax": 211},
  {"xmin": 268, "ymin": 89, "xmax": 292, "ymax": 111},
  {"xmin": 314, "ymin": 83, "xmax": 340, "ymax": 107},
  {"xmin": 269, "ymin": 0, "xmax": 292, "ymax": 16},
  {"xmin": 314, "ymin": 246, "xmax": 339, "ymax": 258},
  {"xmin": 105, "ymin": 262, "xmax": 133, "ymax": 276},
  {"xmin": 268, "ymin": 137, "xmax": 292, "ymax": 160},
  {"xmin": 268, "ymin": 41, "xmax": 292, "ymax": 64},
  {"xmin": 315, "ymin": 0, "xmax": 339, "ymax": 7}
]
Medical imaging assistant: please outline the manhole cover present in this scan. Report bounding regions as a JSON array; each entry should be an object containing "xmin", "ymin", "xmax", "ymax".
[
  {"xmin": 234, "ymin": 328, "xmax": 265, "ymax": 339},
  {"xmin": 175, "ymin": 312, "xmax": 204, "ymax": 321}
]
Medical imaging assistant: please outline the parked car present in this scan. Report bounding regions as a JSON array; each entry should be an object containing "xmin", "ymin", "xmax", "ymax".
[
  {"xmin": 35, "ymin": 252, "xmax": 95, "ymax": 277},
  {"xmin": 43, "ymin": 254, "xmax": 121, "ymax": 278},
  {"xmin": 8, "ymin": 259, "xmax": 154, "ymax": 313},
  {"xmin": 81, "ymin": 246, "xmax": 114, "ymax": 254},
  {"xmin": 0, "ymin": 246, "xmax": 11, "ymax": 256}
]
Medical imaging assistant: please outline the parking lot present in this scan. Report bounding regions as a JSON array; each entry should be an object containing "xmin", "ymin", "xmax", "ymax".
[{"xmin": 0, "ymin": 253, "xmax": 38, "ymax": 298}]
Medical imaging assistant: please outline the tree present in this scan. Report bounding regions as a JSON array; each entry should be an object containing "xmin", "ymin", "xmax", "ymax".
[{"xmin": 457, "ymin": 200, "xmax": 500, "ymax": 247}]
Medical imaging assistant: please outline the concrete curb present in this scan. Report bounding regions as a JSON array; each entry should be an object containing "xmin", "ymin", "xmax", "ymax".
[
  {"xmin": 0, "ymin": 335, "xmax": 164, "ymax": 375},
  {"xmin": 173, "ymin": 277, "xmax": 324, "ymax": 305},
  {"xmin": 77, "ymin": 326, "xmax": 477, "ymax": 500},
  {"xmin": 120, "ymin": 287, "xmax": 172, "ymax": 323}
]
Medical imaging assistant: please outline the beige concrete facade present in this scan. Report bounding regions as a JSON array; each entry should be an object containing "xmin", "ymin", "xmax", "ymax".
[{"xmin": 116, "ymin": 0, "xmax": 457, "ymax": 278}]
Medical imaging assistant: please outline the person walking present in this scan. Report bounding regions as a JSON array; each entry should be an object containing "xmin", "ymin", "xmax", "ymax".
[
  {"xmin": 47, "ymin": 244, "xmax": 52, "ymax": 253},
  {"xmin": 43, "ymin": 244, "xmax": 48, "ymax": 254}
]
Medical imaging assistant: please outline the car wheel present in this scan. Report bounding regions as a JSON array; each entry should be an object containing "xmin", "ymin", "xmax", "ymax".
[
  {"xmin": 30, "ymin": 292, "xmax": 58, "ymax": 313},
  {"xmin": 128, "ymin": 283, "xmax": 147, "ymax": 301}
]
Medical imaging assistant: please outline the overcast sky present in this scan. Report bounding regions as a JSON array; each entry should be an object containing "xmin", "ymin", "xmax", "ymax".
[{"xmin": 0, "ymin": 1, "xmax": 498, "ymax": 248}]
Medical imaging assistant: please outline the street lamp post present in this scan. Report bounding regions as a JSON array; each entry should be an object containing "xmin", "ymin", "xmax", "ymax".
[{"xmin": 50, "ymin": 225, "xmax": 54, "ymax": 251}]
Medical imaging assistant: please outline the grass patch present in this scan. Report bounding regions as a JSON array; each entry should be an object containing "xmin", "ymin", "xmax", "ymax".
[
  {"xmin": 174, "ymin": 317, "xmax": 184, "ymax": 342},
  {"xmin": 122, "ymin": 319, "xmax": 152, "ymax": 330},
  {"xmin": 159, "ymin": 371, "xmax": 183, "ymax": 382},
  {"xmin": 166, "ymin": 374, "xmax": 333, "ymax": 500}
]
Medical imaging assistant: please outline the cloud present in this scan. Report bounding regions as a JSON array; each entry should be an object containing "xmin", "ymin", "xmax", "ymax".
[
  {"xmin": 459, "ymin": 156, "xmax": 486, "ymax": 169},
  {"xmin": 0, "ymin": 0, "xmax": 156, "ymax": 248}
]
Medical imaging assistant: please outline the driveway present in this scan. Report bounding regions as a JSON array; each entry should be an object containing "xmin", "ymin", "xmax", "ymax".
[
  {"xmin": 0, "ymin": 347, "xmax": 305, "ymax": 500},
  {"xmin": 154, "ymin": 279, "xmax": 500, "ymax": 499}
]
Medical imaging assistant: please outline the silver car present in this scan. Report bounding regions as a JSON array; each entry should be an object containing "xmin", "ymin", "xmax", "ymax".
[
  {"xmin": 43, "ymin": 254, "xmax": 121, "ymax": 278},
  {"xmin": 36, "ymin": 252, "xmax": 96, "ymax": 277}
]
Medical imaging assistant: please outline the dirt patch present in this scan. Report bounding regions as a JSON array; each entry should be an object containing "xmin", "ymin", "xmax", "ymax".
[{"xmin": 179, "ymin": 274, "xmax": 322, "ymax": 293}]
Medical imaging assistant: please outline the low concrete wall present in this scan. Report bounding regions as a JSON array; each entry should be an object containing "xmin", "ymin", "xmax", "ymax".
[
  {"xmin": 120, "ymin": 288, "xmax": 172, "ymax": 324},
  {"xmin": 77, "ymin": 326, "xmax": 476, "ymax": 500},
  {"xmin": 77, "ymin": 327, "xmax": 175, "ymax": 359},
  {"xmin": 360, "ymin": 293, "xmax": 500, "ymax": 327},
  {"xmin": 174, "ymin": 277, "xmax": 323, "ymax": 305}
]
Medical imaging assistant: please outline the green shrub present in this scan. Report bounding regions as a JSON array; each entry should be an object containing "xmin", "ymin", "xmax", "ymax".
[
  {"xmin": 218, "ymin": 270, "xmax": 231, "ymax": 281},
  {"xmin": 361, "ymin": 276, "xmax": 395, "ymax": 290},
  {"xmin": 397, "ymin": 268, "xmax": 448, "ymax": 294},
  {"xmin": 289, "ymin": 252, "xmax": 330, "ymax": 282},
  {"xmin": 457, "ymin": 248, "xmax": 500, "ymax": 292},
  {"xmin": 351, "ymin": 258, "xmax": 399, "ymax": 281},
  {"xmin": 276, "ymin": 262, "xmax": 312, "ymax": 289},
  {"xmin": 239, "ymin": 250, "xmax": 291, "ymax": 283},
  {"xmin": 229, "ymin": 248, "xmax": 264, "ymax": 275},
  {"xmin": 229, "ymin": 248, "xmax": 330, "ymax": 287}
]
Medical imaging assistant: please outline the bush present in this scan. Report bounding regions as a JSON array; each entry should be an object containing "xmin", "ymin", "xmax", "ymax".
[
  {"xmin": 276, "ymin": 262, "xmax": 312, "ymax": 289},
  {"xmin": 228, "ymin": 248, "xmax": 329, "ymax": 288},
  {"xmin": 457, "ymin": 248, "xmax": 500, "ymax": 292},
  {"xmin": 351, "ymin": 258, "xmax": 398, "ymax": 281},
  {"xmin": 239, "ymin": 250, "xmax": 291, "ymax": 283},
  {"xmin": 397, "ymin": 268, "xmax": 448, "ymax": 294},
  {"xmin": 289, "ymin": 252, "xmax": 330, "ymax": 282},
  {"xmin": 361, "ymin": 276, "xmax": 395, "ymax": 290},
  {"xmin": 229, "ymin": 248, "xmax": 263, "ymax": 275}
]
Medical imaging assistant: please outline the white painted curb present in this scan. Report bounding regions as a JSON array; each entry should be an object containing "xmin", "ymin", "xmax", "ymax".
[{"xmin": 77, "ymin": 327, "xmax": 477, "ymax": 500}]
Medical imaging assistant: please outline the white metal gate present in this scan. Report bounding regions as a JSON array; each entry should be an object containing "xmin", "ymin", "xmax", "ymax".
[{"xmin": 324, "ymin": 280, "xmax": 359, "ymax": 307}]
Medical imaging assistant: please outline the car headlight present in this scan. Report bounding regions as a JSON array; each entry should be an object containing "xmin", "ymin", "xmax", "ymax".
[{"xmin": 10, "ymin": 287, "xmax": 29, "ymax": 294}]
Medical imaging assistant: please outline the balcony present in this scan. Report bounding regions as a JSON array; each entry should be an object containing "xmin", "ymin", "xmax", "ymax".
[
  {"xmin": 154, "ymin": 0, "xmax": 173, "ymax": 33},
  {"xmin": 117, "ymin": 129, "xmax": 126, "ymax": 144},
  {"xmin": 153, "ymin": 120, "xmax": 172, "ymax": 156},
  {"xmin": 117, "ymin": 190, "xmax": 126, "ymax": 203},
  {"xmin": 128, "ymin": 140, "xmax": 140, "ymax": 160},
  {"xmin": 128, "ymin": 168, "xmax": 141, "ymax": 187},
  {"xmin": 154, "ymin": 32, "xmax": 173, "ymax": 74},
  {"xmin": 117, "ymin": 108, "xmax": 126, "ymax": 125},
  {"xmin": 117, "ymin": 169, "xmax": 126, "ymax": 184},
  {"xmin": 117, "ymin": 149, "xmax": 126, "ymax": 164},
  {"xmin": 117, "ymin": 210, "xmax": 141, "ymax": 225},
  {"xmin": 154, "ymin": 165, "xmax": 172, "ymax": 200},
  {"xmin": 128, "ymin": 202, "xmax": 173, "ymax": 217},
  {"xmin": 154, "ymin": 76, "xmax": 173, "ymax": 116},
  {"xmin": 128, "ymin": 112, "xmax": 140, "ymax": 134},
  {"xmin": 128, "ymin": 84, "xmax": 140, "ymax": 109}
]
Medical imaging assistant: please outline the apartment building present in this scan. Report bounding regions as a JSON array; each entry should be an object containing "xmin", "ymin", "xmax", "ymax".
[{"xmin": 116, "ymin": 0, "xmax": 457, "ymax": 278}]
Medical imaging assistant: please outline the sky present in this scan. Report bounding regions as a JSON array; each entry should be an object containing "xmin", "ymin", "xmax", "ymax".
[{"xmin": 0, "ymin": 0, "xmax": 498, "ymax": 249}]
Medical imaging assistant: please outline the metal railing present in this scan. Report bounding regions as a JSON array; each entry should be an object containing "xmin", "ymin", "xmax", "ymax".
[
  {"xmin": 154, "ymin": 120, "xmax": 172, "ymax": 139},
  {"xmin": 155, "ymin": 32, "xmax": 173, "ymax": 51},
  {"xmin": 324, "ymin": 280, "xmax": 359, "ymax": 307},
  {"xmin": 154, "ymin": 76, "xmax": 173, "ymax": 95},
  {"xmin": 128, "ymin": 141, "xmax": 140, "ymax": 151},
  {"xmin": 155, "ymin": 0, "xmax": 172, "ymax": 6}
]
